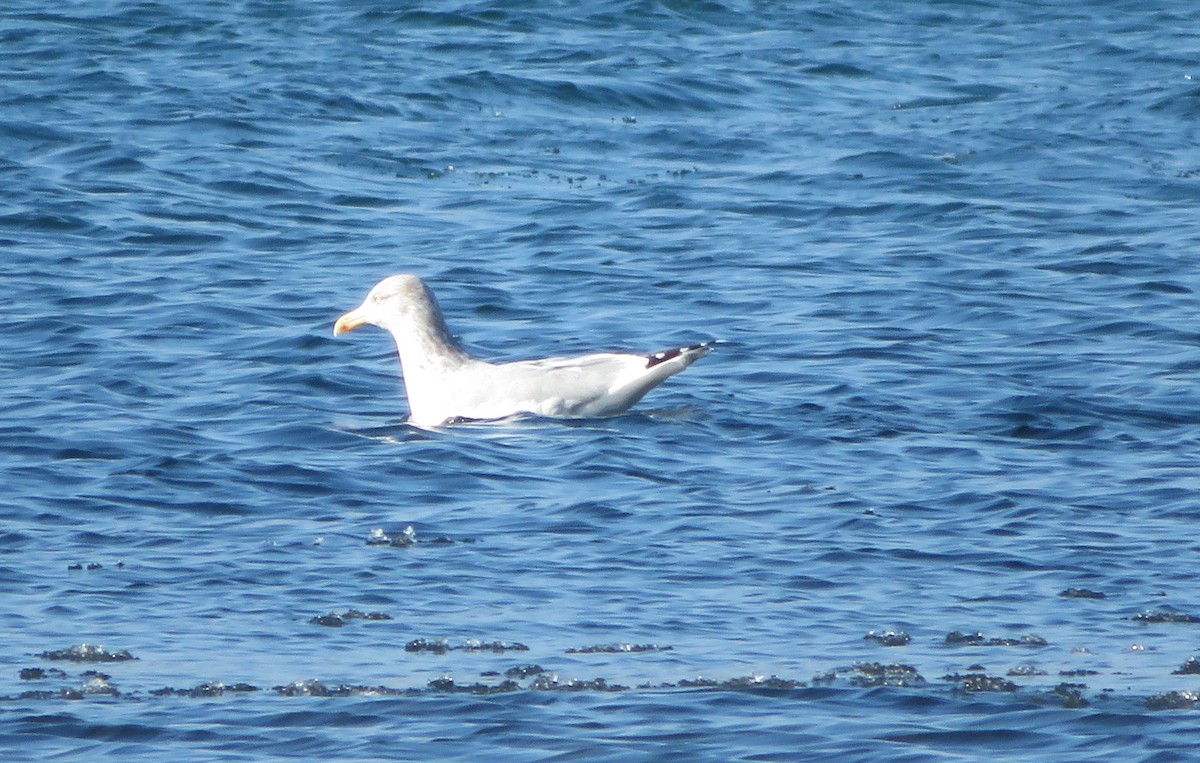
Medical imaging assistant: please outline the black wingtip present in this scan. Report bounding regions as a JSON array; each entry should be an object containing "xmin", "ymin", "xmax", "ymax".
[{"xmin": 645, "ymin": 340, "xmax": 716, "ymax": 368}]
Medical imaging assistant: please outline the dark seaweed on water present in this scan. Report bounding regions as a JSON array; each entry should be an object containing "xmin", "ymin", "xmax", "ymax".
[
  {"xmin": 944, "ymin": 632, "xmax": 1049, "ymax": 647},
  {"xmin": 36, "ymin": 645, "xmax": 136, "ymax": 663},
  {"xmin": 1132, "ymin": 611, "xmax": 1200, "ymax": 624},
  {"xmin": 309, "ymin": 609, "xmax": 393, "ymax": 627},
  {"xmin": 863, "ymin": 630, "xmax": 911, "ymax": 647},
  {"xmin": 404, "ymin": 639, "xmax": 529, "ymax": 654},
  {"xmin": 566, "ymin": 643, "xmax": 673, "ymax": 654},
  {"xmin": 1059, "ymin": 588, "xmax": 1107, "ymax": 600}
]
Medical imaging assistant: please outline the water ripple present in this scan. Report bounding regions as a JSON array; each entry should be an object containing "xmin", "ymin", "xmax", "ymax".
[{"xmin": 4, "ymin": 0, "xmax": 1200, "ymax": 760}]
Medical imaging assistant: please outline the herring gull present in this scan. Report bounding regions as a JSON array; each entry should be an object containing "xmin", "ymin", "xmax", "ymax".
[{"xmin": 333, "ymin": 274, "xmax": 712, "ymax": 426}]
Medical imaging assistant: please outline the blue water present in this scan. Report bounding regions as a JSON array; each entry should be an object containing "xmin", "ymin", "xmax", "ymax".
[{"xmin": 4, "ymin": 0, "xmax": 1200, "ymax": 759}]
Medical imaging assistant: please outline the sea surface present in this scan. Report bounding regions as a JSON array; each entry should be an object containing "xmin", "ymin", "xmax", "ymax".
[{"xmin": 3, "ymin": 1, "xmax": 1200, "ymax": 760}]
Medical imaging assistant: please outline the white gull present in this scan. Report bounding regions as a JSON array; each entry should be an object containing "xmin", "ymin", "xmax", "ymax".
[{"xmin": 333, "ymin": 274, "xmax": 713, "ymax": 426}]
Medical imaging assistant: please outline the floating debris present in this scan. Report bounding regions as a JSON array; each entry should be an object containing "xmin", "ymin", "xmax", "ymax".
[
  {"xmin": 80, "ymin": 674, "xmax": 119, "ymax": 697},
  {"xmin": 722, "ymin": 675, "xmax": 804, "ymax": 691},
  {"xmin": 365, "ymin": 526, "xmax": 417, "ymax": 547},
  {"xmin": 1146, "ymin": 690, "xmax": 1199, "ymax": 711},
  {"xmin": 150, "ymin": 682, "xmax": 259, "ymax": 697},
  {"xmin": 405, "ymin": 638, "xmax": 527, "ymax": 654},
  {"xmin": 944, "ymin": 631, "xmax": 1048, "ymax": 647},
  {"xmin": 425, "ymin": 675, "xmax": 520, "ymax": 694},
  {"xmin": 863, "ymin": 630, "xmax": 911, "ymax": 647},
  {"xmin": 272, "ymin": 679, "xmax": 417, "ymax": 698},
  {"xmin": 461, "ymin": 639, "xmax": 529, "ymax": 653},
  {"xmin": 424, "ymin": 676, "xmax": 454, "ymax": 691},
  {"xmin": 1059, "ymin": 588, "xmax": 1106, "ymax": 599},
  {"xmin": 38, "ymin": 645, "xmax": 136, "ymax": 663},
  {"xmin": 3, "ymin": 635, "xmax": 1197, "ymax": 711},
  {"xmin": 1054, "ymin": 683, "xmax": 1090, "ymax": 708},
  {"xmin": 309, "ymin": 609, "xmax": 393, "ymax": 627},
  {"xmin": 19, "ymin": 667, "xmax": 68, "ymax": 680},
  {"xmin": 365, "ymin": 526, "xmax": 466, "ymax": 547},
  {"xmin": 566, "ymin": 643, "xmax": 672, "ymax": 654},
  {"xmin": 529, "ymin": 674, "xmax": 625, "ymax": 692},
  {"xmin": 275, "ymin": 679, "xmax": 333, "ymax": 697},
  {"xmin": 1132, "ymin": 611, "xmax": 1200, "ymax": 624},
  {"xmin": 405, "ymin": 638, "xmax": 450, "ymax": 654},
  {"xmin": 942, "ymin": 672, "xmax": 1019, "ymax": 693},
  {"xmin": 849, "ymin": 663, "xmax": 925, "ymax": 688},
  {"xmin": 640, "ymin": 675, "xmax": 804, "ymax": 691},
  {"xmin": 15, "ymin": 688, "xmax": 85, "ymax": 701},
  {"xmin": 0, "ymin": 661, "xmax": 1189, "ymax": 710}
]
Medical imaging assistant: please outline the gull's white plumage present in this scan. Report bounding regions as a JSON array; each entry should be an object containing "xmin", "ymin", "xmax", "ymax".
[{"xmin": 334, "ymin": 274, "xmax": 712, "ymax": 426}]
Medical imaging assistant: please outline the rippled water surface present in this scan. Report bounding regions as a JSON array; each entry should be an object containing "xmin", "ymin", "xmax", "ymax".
[{"xmin": 4, "ymin": 1, "xmax": 1200, "ymax": 759}]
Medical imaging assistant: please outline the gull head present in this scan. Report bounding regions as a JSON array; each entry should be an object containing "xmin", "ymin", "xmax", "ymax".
[{"xmin": 333, "ymin": 274, "xmax": 436, "ymax": 336}]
